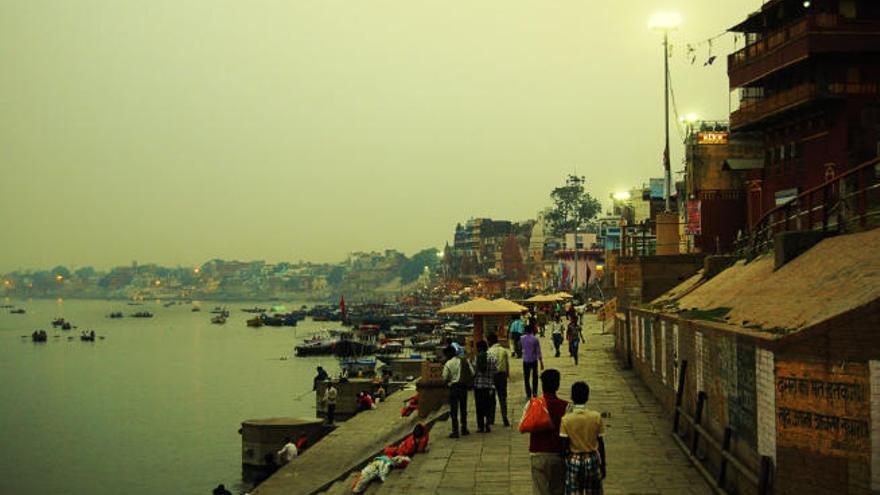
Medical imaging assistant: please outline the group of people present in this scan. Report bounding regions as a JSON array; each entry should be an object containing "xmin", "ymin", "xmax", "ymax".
[{"xmin": 441, "ymin": 305, "xmax": 606, "ymax": 495}]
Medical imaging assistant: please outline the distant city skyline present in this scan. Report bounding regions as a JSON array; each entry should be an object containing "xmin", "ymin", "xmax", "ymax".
[{"xmin": 0, "ymin": 1, "xmax": 762, "ymax": 272}]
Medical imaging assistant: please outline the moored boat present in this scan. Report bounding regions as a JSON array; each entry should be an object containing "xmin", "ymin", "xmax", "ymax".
[
  {"xmin": 211, "ymin": 315, "xmax": 227, "ymax": 324},
  {"xmin": 131, "ymin": 311, "xmax": 153, "ymax": 318},
  {"xmin": 246, "ymin": 317, "xmax": 263, "ymax": 328}
]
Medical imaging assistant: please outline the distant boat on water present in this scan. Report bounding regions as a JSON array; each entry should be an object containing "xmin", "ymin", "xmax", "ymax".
[
  {"xmin": 241, "ymin": 307, "xmax": 267, "ymax": 314},
  {"xmin": 10, "ymin": 308, "xmax": 26, "ymax": 314},
  {"xmin": 246, "ymin": 317, "xmax": 263, "ymax": 328},
  {"xmin": 108, "ymin": 312, "xmax": 123, "ymax": 319},
  {"xmin": 131, "ymin": 311, "xmax": 153, "ymax": 318},
  {"xmin": 211, "ymin": 315, "xmax": 227, "ymax": 324}
]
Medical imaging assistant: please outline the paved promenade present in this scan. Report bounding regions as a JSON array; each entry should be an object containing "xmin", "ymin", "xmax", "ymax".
[{"xmin": 349, "ymin": 319, "xmax": 711, "ymax": 495}]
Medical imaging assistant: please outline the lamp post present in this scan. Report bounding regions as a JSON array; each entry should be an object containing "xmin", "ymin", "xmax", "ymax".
[{"xmin": 649, "ymin": 13, "xmax": 681, "ymax": 213}]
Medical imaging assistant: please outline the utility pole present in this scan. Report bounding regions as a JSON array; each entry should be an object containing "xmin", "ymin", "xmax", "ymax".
[{"xmin": 663, "ymin": 29, "xmax": 672, "ymax": 213}]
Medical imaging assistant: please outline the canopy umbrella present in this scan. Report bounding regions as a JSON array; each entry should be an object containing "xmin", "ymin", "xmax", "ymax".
[
  {"xmin": 554, "ymin": 292, "xmax": 574, "ymax": 300},
  {"xmin": 525, "ymin": 294, "xmax": 559, "ymax": 303},
  {"xmin": 437, "ymin": 297, "xmax": 526, "ymax": 315}
]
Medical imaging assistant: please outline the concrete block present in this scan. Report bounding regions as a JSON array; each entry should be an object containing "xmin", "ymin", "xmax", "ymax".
[{"xmin": 773, "ymin": 231, "xmax": 835, "ymax": 270}]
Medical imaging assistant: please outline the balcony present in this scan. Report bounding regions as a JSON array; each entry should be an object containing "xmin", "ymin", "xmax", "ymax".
[
  {"xmin": 728, "ymin": 13, "xmax": 880, "ymax": 87},
  {"xmin": 730, "ymin": 82, "xmax": 879, "ymax": 130}
]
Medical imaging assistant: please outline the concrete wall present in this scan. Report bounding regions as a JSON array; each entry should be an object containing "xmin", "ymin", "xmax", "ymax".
[
  {"xmin": 616, "ymin": 301, "xmax": 880, "ymax": 495},
  {"xmin": 613, "ymin": 254, "xmax": 704, "ymax": 308}
]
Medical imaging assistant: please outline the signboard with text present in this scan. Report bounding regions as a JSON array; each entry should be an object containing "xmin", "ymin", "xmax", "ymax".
[
  {"xmin": 776, "ymin": 361, "xmax": 870, "ymax": 459},
  {"xmin": 685, "ymin": 200, "xmax": 702, "ymax": 235},
  {"xmin": 696, "ymin": 131, "xmax": 729, "ymax": 145}
]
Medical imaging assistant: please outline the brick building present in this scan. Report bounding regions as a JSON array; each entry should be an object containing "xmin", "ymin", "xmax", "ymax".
[
  {"xmin": 613, "ymin": 229, "xmax": 880, "ymax": 494},
  {"xmin": 727, "ymin": 0, "xmax": 880, "ymax": 229}
]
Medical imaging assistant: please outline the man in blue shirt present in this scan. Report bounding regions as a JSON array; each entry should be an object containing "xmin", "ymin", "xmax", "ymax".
[{"xmin": 508, "ymin": 314, "xmax": 525, "ymax": 358}]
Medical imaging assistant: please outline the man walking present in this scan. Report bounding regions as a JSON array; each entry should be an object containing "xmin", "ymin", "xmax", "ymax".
[
  {"xmin": 509, "ymin": 314, "xmax": 525, "ymax": 358},
  {"xmin": 520, "ymin": 326, "xmax": 543, "ymax": 398},
  {"xmin": 560, "ymin": 381, "xmax": 607, "ymax": 495},
  {"xmin": 487, "ymin": 332, "xmax": 511, "ymax": 427},
  {"xmin": 528, "ymin": 369, "xmax": 568, "ymax": 495},
  {"xmin": 473, "ymin": 340, "xmax": 496, "ymax": 433},
  {"xmin": 550, "ymin": 314, "xmax": 564, "ymax": 358},
  {"xmin": 442, "ymin": 345, "xmax": 472, "ymax": 438}
]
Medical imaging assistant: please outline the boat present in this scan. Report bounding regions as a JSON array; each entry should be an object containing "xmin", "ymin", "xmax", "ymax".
[
  {"xmin": 51, "ymin": 318, "xmax": 66, "ymax": 327},
  {"xmin": 246, "ymin": 317, "xmax": 263, "ymax": 328},
  {"xmin": 61, "ymin": 322, "xmax": 73, "ymax": 331},
  {"xmin": 31, "ymin": 330, "xmax": 48, "ymax": 342},
  {"xmin": 10, "ymin": 308, "xmax": 26, "ymax": 314},
  {"xmin": 294, "ymin": 331, "xmax": 340, "ymax": 356},
  {"xmin": 210, "ymin": 306, "xmax": 227, "ymax": 314},
  {"xmin": 241, "ymin": 307, "xmax": 267, "ymax": 314},
  {"xmin": 376, "ymin": 339, "xmax": 405, "ymax": 355},
  {"xmin": 131, "ymin": 312, "xmax": 153, "ymax": 318},
  {"xmin": 260, "ymin": 315, "xmax": 284, "ymax": 327},
  {"xmin": 191, "ymin": 307, "xmax": 201, "ymax": 312},
  {"xmin": 211, "ymin": 315, "xmax": 227, "ymax": 324},
  {"xmin": 80, "ymin": 331, "xmax": 96, "ymax": 342},
  {"xmin": 108, "ymin": 312, "xmax": 123, "ymax": 318},
  {"xmin": 339, "ymin": 357, "xmax": 377, "ymax": 377}
]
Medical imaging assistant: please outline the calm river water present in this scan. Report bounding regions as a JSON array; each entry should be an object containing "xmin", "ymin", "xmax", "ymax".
[{"xmin": 0, "ymin": 298, "xmax": 340, "ymax": 495}]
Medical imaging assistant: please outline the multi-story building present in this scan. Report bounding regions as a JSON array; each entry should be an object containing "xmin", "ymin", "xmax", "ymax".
[
  {"xmin": 682, "ymin": 121, "xmax": 763, "ymax": 253},
  {"xmin": 728, "ymin": 0, "xmax": 880, "ymax": 227}
]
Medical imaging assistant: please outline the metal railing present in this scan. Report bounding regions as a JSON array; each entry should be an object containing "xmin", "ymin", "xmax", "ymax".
[
  {"xmin": 744, "ymin": 156, "xmax": 880, "ymax": 257},
  {"xmin": 728, "ymin": 13, "xmax": 851, "ymax": 71}
]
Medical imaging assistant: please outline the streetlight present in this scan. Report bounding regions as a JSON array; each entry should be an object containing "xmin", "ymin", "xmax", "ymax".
[
  {"xmin": 649, "ymin": 12, "xmax": 681, "ymax": 213},
  {"xmin": 612, "ymin": 191, "xmax": 632, "ymax": 201}
]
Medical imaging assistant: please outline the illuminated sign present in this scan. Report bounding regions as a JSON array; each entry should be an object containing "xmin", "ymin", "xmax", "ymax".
[{"xmin": 696, "ymin": 131, "xmax": 729, "ymax": 145}]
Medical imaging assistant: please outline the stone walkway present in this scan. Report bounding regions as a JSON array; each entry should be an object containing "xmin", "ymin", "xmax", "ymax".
[{"xmin": 360, "ymin": 319, "xmax": 712, "ymax": 495}]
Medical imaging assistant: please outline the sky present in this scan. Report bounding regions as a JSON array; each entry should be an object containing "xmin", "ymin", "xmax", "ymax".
[{"xmin": 0, "ymin": 0, "xmax": 763, "ymax": 272}]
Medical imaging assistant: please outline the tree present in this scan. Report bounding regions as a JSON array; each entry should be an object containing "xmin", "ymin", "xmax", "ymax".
[
  {"xmin": 545, "ymin": 175, "xmax": 602, "ymax": 237},
  {"xmin": 326, "ymin": 265, "xmax": 346, "ymax": 286},
  {"xmin": 400, "ymin": 248, "xmax": 440, "ymax": 284}
]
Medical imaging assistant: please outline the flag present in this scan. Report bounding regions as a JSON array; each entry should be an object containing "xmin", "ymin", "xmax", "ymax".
[{"xmin": 340, "ymin": 295, "xmax": 347, "ymax": 322}]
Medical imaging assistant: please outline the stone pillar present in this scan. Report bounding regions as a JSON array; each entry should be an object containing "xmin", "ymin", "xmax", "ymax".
[{"xmin": 655, "ymin": 212, "xmax": 681, "ymax": 255}]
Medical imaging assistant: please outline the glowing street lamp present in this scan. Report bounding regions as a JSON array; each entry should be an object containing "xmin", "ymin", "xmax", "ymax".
[
  {"xmin": 649, "ymin": 11, "xmax": 682, "ymax": 213},
  {"xmin": 55, "ymin": 274, "xmax": 64, "ymax": 282},
  {"xmin": 154, "ymin": 280, "xmax": 161, "ymax": 287},
  {"xmin": 612, "ymin": 191, "xmax": 632, "ymax": 201},
  {"xmin": 193, "ymin": 267, "xmax": 201, "ymax": 274}
]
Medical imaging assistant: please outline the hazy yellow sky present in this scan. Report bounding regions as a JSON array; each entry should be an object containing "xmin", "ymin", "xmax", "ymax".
[{"xmin": 0, "ymin": 0, "xmax": 761, "ymax": 271}]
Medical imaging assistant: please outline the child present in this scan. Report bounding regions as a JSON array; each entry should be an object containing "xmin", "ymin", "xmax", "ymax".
[{"xmin": 559, "ymin": 381, "xmax": 606, "ymax": 495}]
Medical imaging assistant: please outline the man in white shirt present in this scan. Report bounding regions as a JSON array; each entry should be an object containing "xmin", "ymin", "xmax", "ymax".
[
  {"xmin": 323, "ymin": 383, "xmax": 338, "ymax": 425},
  {"xmin": 442, "ymin": 345, "xmax": 472, "ymax": 438},
  {"xmin": 277, "ymin": 437, "xmax": 298, "ymax": 464},
  {"xmin": 486, "ymin": 333, "xmax": 512, "ymax": 427}
]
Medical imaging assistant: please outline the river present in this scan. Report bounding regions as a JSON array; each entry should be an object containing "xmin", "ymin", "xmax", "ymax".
[{"xmin": 0, "ymin": 298, "xmax": 340, "ymax": 495}]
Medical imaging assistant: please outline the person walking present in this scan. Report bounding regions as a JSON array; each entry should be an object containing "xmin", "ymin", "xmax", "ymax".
[
  {"xmin": 550, "ymin": 314, "xmax": 564, "ymax": 358},
  {"xmin": 566, "ymin": 319, "xmax": 585, "ymax": 366},
  {"xmin": 537, "ymin": 309, "xmax": 547, "ymax": 337},
  {"xmin": 323, "ymin": 382, "xmax": 338, "ymax": 425},
  {"xmin": 442, "ymin": 345, "xmax": 472, "ymax": 438},
  {"xmin": 472, "ymin": 340, "xmax": 496, "ymax": 433},
  {"xmin": 520, "ymin": 326, "xmax": 543, "ymax": 398},
  {"xmin": 528, "ymin": 369, "xmax": 569, "ymax": 495},
  {"xmin": 560, "ymin": 381, "xmax": 607, "ymax": 495},
  {"xmin": 509, "ymin": 314, "xmax": 525, "ymax": 358},
  {"xmin": 487, "ymin": 332, "xmax": 511, "ymax": 427}
]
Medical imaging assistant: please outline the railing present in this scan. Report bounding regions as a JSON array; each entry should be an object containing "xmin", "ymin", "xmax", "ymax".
[
  {"xmin": 744, "ymin": 156, "xmax": 880, "ymax": 257},
  {"xmin": 728, "ymin": 14, "xmax": 844, "ymax": 71},
  {"xmin": 731, "ymin": 82, "xmax": 879, "ymax": 129}
]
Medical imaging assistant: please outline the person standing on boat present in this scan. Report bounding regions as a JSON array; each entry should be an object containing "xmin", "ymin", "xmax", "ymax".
[{"xmin": 323, "ymin": 383, "xmax": 338, "ymax": 425}]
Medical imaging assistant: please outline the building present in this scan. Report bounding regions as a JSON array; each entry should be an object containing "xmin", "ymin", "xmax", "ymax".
[
  {"xmin": 727, "ymin": 0, "xmax": 880, "ymax": 228},
  {"xmin": 614, "ymin": 228, "xmax": 880, "ymax": 495},
  {"xmin": 682, "ymin": 121, "xmax": 763, "ymax": 253}
]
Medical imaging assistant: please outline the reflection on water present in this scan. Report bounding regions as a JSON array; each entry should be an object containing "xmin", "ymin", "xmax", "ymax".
[{"xmin": 0, "ymin": 298, "xmax": 339, "ymax": 495}]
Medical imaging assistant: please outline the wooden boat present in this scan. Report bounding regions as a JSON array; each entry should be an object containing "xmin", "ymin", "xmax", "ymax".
[
  {"xmin": 339, "ymin": 357, "xmax": 376, "ymax": 377},
  {"xmin": 246, "ymin": 317, "xmax": 263, "ymax": 328},
  {"xmin": 10, "ymin": 308, "xmax": 26, "ymax": 314},
  {"xmin": 131, "ymin": 311, "xmax": 153, "ymax": 318},
  {"xmin": 108, "ymin": 312, "xmax": 123, "ymax": 318},
  {"xmin": 31, "ymin": 330, "xmax": 48, "ymax": 342},
  {"xmin": 211, "ymin": 315, "xmax": 227, "ymax": 324},
  {"xmin": 241, "ymin": 307, "xmax": 267, "ymax": 314}
]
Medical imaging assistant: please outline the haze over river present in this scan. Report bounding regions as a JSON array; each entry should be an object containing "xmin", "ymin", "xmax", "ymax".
[{"xmin": 0, "ymin": 298, "xmax": 339, "ymax": 495}]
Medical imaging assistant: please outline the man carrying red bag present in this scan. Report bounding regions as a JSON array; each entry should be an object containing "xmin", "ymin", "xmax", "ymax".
[{"xmin": 522, "ymin": 369, "xmax": 568, "ymax": 495}]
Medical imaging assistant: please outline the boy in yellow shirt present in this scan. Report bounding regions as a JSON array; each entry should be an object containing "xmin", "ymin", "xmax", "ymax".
[{"xmin": 559, "ymin": 381, "xmax": 606, "ymax": 494}]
